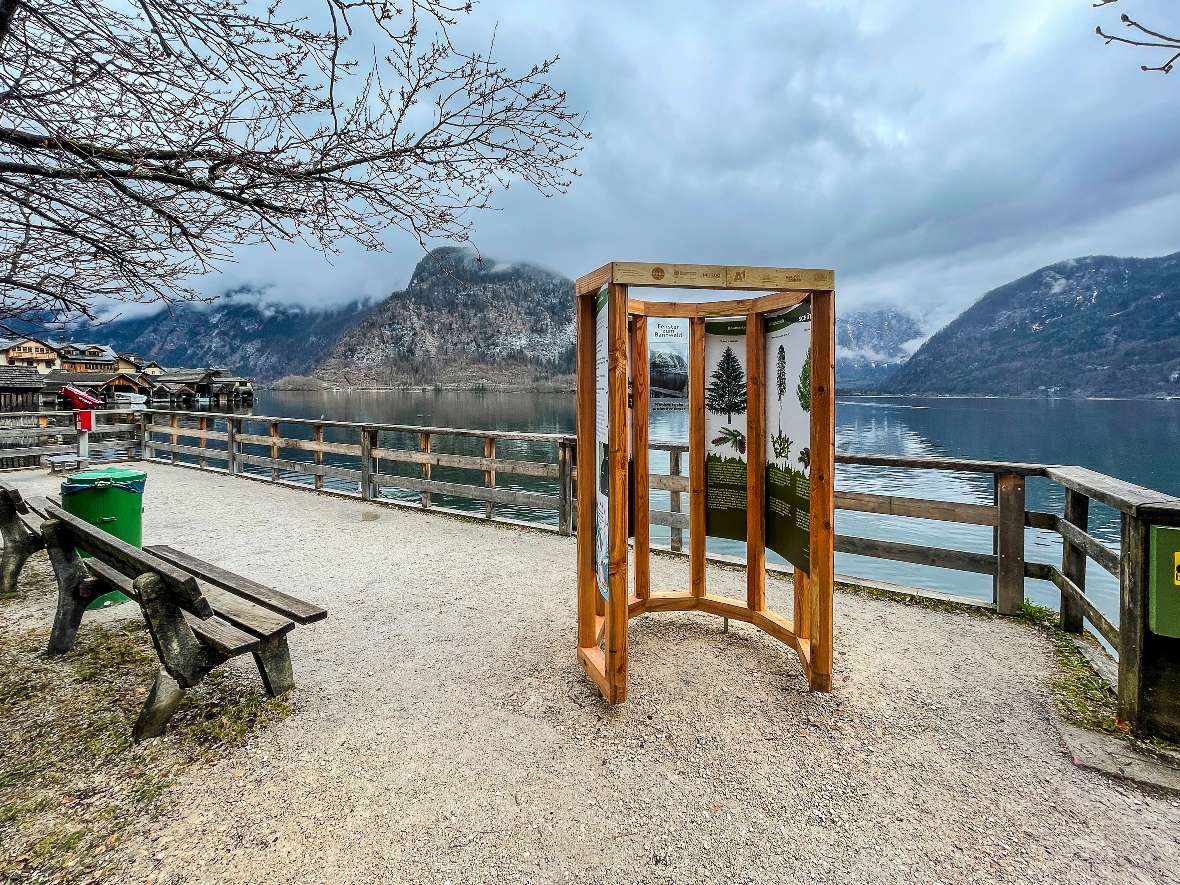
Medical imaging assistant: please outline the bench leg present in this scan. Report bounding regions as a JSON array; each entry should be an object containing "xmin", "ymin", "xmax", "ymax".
[
  {"xmin": 133, "ymin": 667, "xmax": 185, "ymax": 741},
  {"xmin": 43, "ymin": 520, "xmax": 103, "ymax": 655},
  {"xmin": 253, "ymin": 635, "xmax": 295, "ymax": 696},
  {"xmin": 0, "ymin": 532, "xmax": 39, "ymax": 596}
]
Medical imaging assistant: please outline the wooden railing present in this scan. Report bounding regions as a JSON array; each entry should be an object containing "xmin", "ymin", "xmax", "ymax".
[
  {"xmin": 138, "ymin": 408, "xmax": 1180, "ymax": 731},
  {"xmin": 0, "ymin": 410, "xmax": 141, "ymax": 468}
]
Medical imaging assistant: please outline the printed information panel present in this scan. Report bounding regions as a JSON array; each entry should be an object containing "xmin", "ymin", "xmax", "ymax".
[
  {"xmin": 703, "ymin": 319, "xmax": 748, "ymax": 541},
  {"xmin": 594, "ymin": 287, "xmax": 610, "ymax": 598},
  {"xmin": 765, "ymin": 301, "xmax": 812, "ymax": 573}
]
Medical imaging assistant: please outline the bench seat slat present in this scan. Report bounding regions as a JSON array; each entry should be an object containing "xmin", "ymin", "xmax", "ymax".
[
  {"xmin": 195, "ymin": 578, "xmax": 295, "ymax": 640},
  {"xmin": 145, "ymin": 545, "xmax": 327, "ymax": 625},
  {"xmin": 85, "ymin": 559, "xmax": 259, "ymax": 656}
]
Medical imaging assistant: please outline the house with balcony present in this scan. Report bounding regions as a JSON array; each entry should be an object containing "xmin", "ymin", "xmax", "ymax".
[{"xmin": 0, "ymin": 337, "xmax": 62, "ymax": 373}]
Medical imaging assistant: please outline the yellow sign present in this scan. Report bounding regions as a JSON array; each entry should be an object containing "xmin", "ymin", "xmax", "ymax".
[
  {"xmin": 612, "ymin": 262, "xmax": 834, "ymax": 290},
  {"xmin": 1174, "ymin": 551, "xmax": 1180, "ymax": 586}
]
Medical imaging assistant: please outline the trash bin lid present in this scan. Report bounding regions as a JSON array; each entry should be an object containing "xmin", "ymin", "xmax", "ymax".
[{"xmin": 64, "ymin": 466, "xmax": 148, "ymax": 485}]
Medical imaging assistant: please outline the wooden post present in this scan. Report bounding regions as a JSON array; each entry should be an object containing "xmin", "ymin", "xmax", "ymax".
[
  {"xmin": 134, "ymin": 412, "xmax": 146, "ymax": 461},
  {"xmin": 313, "ymin": 425, "xmax": 324, "ymax": 491},
  {"xmin": 1118, "ymin": 513, "xmax": 1147, "ymax": 729},
  {"xmin": 169, "ymin": 414, "xmax": 178, "ymax": 464},
  {"xmin": 995, "ymin": 473, "xmax": 1026, "ymax": 616},
  {"xmin": 360, "ymin": 426, "xmax": 373, "ymax": 500},
  {"xmin": 1059, "ymin": 489, "xmax": 1089, "ymax": 633},
  {"xmin": 197, "ymin": 416, "xmax": 208, "ymax": 470},
  {"xmin": 605, "ymin": 281, "xmax": 630, "ymax": 702},
  {"xmin": 808, "ymin": 289, "xmax": 836, "ymax": 692},
  {"xmin": 269, "ymin": 421, "xmax": 280, "ymax": 482},
  {"xmin": 745, "ymin": 310, "xmax": 766, "ymax": 612},
  {"xmin": 557, "ymin": 439, "xmax": 572, "ymax": 536},
  {"xmin": 483, "ymin": 437, "xmax": 496, "ymax": 520},
  {"xmin": 689, "ymin": 317, "xmax": 706, "ymax": 599},
  {"xmin": 226, "ymin": 418, "xmax": 237, "ymax": 475},
  {"xmin": 419, "ymin": 432, "xmax": 432, "ymax": 510},
  {"xmin": 669, "ymin": 449, "xmax": 683, "ymax": 553},
  {"xmin": 575, "ymin": 290, "xmax": 596, "ymax": 652},
  {"xmin": 631, "ymin": 315, "xmax": 650, "ymax": 602}
]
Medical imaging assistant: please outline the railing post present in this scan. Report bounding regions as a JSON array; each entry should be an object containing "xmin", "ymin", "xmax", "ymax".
[
  {"xmin": 669, "ymin": 448, "xmax": 683, "ymax": 553},
  {"xmin": 1059, "ymin": 489, "xmax": 1089, "ymax": 633},
  {"xmin": 558, "ymin": 439, "xmax": 572, "ymax": 536},
  {"xmin": 169, "ymin": 414, "xmax": 178, "ymax": 465},
  {"xmin": 483, "ymin": 437, "xmax": 496, "ymax": 520},
  {"xmin": 197, "ymin": 416, "xmax": 208, "ymax": 470},
  {"xmin": 313, "ymin": 424, "xmax": 324, "ymax": 491},
  {"xmin": 995, "ymin": 472, "xmax": 1025, "ymax": 616},
  {"xmin": 134, "ymin": 412, "xmax": 146, "ymax": 461},
  {"xmin": 360, "ymin": 426, "xmax": 373, "ymax": 500},
  {"xmin": 269, "ymin": 421, "xmax": 280, "ymax": 482},
  {"xmin": 1118, "ymin": 513, "xmax": 1148, "ymax": 731},
  {"xmin": 419, "ymin": 432, "xmax": 432, "ymax": 510},
  {"xmin": 226, "ymin": 418, "xmax": 237, "ymax": 476}
]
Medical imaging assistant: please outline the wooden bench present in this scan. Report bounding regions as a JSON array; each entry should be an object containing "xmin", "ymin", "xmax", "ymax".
[
  {"xmin": 43, "ymin": 454, "xmax": 83, "ymax": 473},
  {"xmin": 21, "ymin": 495, "xmax": 327, "ymax": 741},
  {"xmin": 0, "ymin": 482, "xmax": 45, "ymax": 594}
]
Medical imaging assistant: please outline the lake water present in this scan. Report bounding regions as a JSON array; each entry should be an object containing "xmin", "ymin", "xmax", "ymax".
[{"xmin": 250, "ymin": 389, "xmax": 1180, "ymax": 624}]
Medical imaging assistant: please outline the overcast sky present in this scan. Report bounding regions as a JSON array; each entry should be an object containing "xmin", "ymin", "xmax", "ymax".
[{"xmin": 202, "ymin": 0, "xmax": 1180, "ymax": 332}]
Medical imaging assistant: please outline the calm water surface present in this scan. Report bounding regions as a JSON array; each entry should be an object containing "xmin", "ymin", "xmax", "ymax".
[{"xmin": 250, "ymin": 389, "xmax": 1180, "ymax": 624}]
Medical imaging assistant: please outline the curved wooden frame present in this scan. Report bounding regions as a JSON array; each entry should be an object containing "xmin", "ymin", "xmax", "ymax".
[{"xmin": 575, "ymin": 262, "xmax": 836, "ymax": 703}]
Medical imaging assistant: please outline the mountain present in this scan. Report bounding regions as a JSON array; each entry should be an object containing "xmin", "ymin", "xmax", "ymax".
[
  {"xmin": 58, "ymin": 294, "xmax": 375, "ymax": 381},
  {"xmin": 315, "ymin": 247, "xmax": 574, "ymax": 387},
  {"xmin": 836, "ymin": 308, "xmax": 923, "ymax": 389},
  {"xmin": 881, "ymin": 253, "xmax": 1180, "ymax": 398}
]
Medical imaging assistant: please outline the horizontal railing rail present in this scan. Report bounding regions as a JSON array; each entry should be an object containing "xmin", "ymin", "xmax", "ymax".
[{"xmin": 0, "ymin": 409, "xmax": 141, "ymax": 468}]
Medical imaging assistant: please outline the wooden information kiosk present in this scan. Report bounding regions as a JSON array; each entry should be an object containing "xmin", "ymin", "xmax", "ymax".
[{"xmin": 574, "ymin": 262, "xmax": 836, "ymax": 703}]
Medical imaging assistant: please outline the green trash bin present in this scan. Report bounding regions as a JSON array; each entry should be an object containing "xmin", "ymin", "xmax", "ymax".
[{"xmin": 61, "ymin": 466, "xmax": 147, "ymax": 609}]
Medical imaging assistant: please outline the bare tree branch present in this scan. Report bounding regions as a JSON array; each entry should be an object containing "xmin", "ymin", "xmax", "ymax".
[
  {"xmin": 1095, "ymin": 1, "xmax": 1180, "ymax": 74},
  {"xmin": 0, "ymin": 0, "xmax": 588, "ymax": 322}
]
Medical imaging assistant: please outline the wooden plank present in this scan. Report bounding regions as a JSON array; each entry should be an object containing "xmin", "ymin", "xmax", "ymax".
[
  {"xmin": 836, "ymin": 533, "xmax": 998, "ymax": 575},
  {"xmin": 558, "ymin": 440, "xmax": 572, "ymax": 536},
  {"xmin": 313, "ymin": 425, "xmax": 324, "ymax": 491},
  {"xmin": 226, "ymin": 418, "xmax": 238, "ymax": 475},
  {"xmin": 1028, "ymin": 562, "xmax": 1120, "ymax": 650},
  {"xmin": 38, "ymin": 502, "xmax": 210, "ymax": 616},
  {"xmin": 269, "ymin": 421, "xmax": 280, "ymax": 482},
  {"xmin": 809, "ymin": 288, "xmax": 835, "ymax": 692},
  {"xmin": 236, "ymin": 433, "xmax": 363, "ymax": 457},
  {"xmin": 793, "ymin": 567, "xmax": 810, "ymax": 643},
  {"xmin": 374, "ymin": 474, "xmax": 559, "ymax": 509},
  {"xmin": 575, "ymin": 289, "xmax": 596, "ymax": 652},
  {"xmin": 85, "ymin": 560, "xmax": 259, "ymax": 656},
  {"xmin": 649, "ymin": 509, "xmax": 689, "ymax": 530},
  {"xmin": 233, "ymin": 451, "xmax": 361, "ymax": 481},
  {"xmin": 145, "ymin": 545, "xmax": 328, "ymax": 624},
  {"xmin": 628, "ymin": 290, "xmax": 809, "ymax": 319},
  {"xmin": 631, "ymin": 315, "xmax": 650, "ymax": 602},
  {"xmin": 575, "ymin": 263, "xmax": 613, "ymax": 296},
  {"xmin": 360, "ymin": 427, "xmax": 373, "ymax": 500},
  {"xmin": 840, "ymin": 453, "xmax": 1047, "ymax": 477},
  {"xmin": 1053, "ymin": 513, "xmax": 1120, "ymax": 577},
  {"xmin": 612, "ymin": 262, "xmax": 833, "ymax": 291},
  {"xmin": 1059, "ymin": 489, "xmax": 1090, "ymax": 633},
  {"xmin": 193, "ymin": 578, "xmax": 295, "ymax": 639},
  {"xmin": 995, "ymin": 473, "xmax": 1026, "ymax": 616},
  {"xmin": 1046, "ymin": 466, "xmax": 1180, "ymax": 519},
  {"xmin": 649, "ymin": 473, "xmax": 689, "ymax": 493},
  {"xmin": 145, "ymin": 424, "xmax": 229, "ymax": 442},
  {"xmin": 369, "ymin": 446, "xmax": 561, "ymax": 479},
  {"xmin": 745, "ymin": 309, "xmax": 766, "ymax": 612},
  {"xmin": 418, "ymin": 432, "xmax": 432, "ymax": 509},
  {"xmin": 835, "ymin": 491, "xmax": 997, "ymax": 526},
  {"xmin": 689, "ymin": 316, "xmax": 706, "ymax": 599},
  {"xmin": 604, "ymin": 281, "xmax": 631, "ymax": 703}
]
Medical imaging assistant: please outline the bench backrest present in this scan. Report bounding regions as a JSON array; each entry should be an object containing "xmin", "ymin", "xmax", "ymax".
[{"xmin": 36, "ymin": 500, "xmax": 212, "ymax": 619}]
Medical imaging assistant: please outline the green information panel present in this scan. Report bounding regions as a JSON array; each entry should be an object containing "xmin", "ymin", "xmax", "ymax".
[{"xmin": 1149, "ymin": 525, "xmax": 1180, "ymax": 639}]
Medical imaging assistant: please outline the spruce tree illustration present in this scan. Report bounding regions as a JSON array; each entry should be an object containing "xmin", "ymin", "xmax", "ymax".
[
  {"xmin": 796, "ymin": 350, "xmax": 812, "ymax": 413},
  {"xmin": 706, "ymin": 346, "xmax": 747, "ymax": 424},
  {"xmin": 775, "ymin": 343, "xmax": 787, "ymax": 432}
]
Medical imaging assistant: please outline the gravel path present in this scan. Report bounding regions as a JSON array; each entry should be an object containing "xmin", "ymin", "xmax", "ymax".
[{"xmin": 6, "ymin": 464, "xmax": 1179, "ymax": 884}]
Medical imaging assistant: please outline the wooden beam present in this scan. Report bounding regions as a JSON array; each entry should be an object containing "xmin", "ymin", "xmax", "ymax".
[
  {"xmin": 1059, "ymin": 489, "xmax": 1089, "ymax": 633},
  {"xmin": 611, "ymin": 262, "xmax": 834, "ymax": 291},
  {"xmin": 605, "ymin": 282, "xmax": 630, "ymax": 703},
  {"xmin": 995, "ymin": 473, "xmax": 1026, "ymax": 616},
  {"xmin": 575, "ymin": 263, "xmax": 613, "ymax": 296},
  {"xmin": 835, "ymin": 490, "xmax": 997, "ymax": 526},
  {"xmin": 575, "ymin": 290, "xmax": 596, "ymax": 651},
  {"xmin": 689, "ymin": 317, "xmax": 706, "ymax": 599},
  {"xmin": 627, "ymin": 290, "xmax": 809, "ymax": 319},
  {"xmin": 809, "ymin": 289, "xmax": 835, "ymax": 692},
  {"xmin": 630, "ymin": 314, "xmax": 650, "ymax": 602},
  {"xmin": 745, "ymin": 310, "xmax": 766, "ymax": 612}
]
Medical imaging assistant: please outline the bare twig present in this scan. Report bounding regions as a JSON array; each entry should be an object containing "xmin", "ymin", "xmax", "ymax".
[{"xmin": 1095, "ymin": 1, "xmax": 1180, "ymax": 74}]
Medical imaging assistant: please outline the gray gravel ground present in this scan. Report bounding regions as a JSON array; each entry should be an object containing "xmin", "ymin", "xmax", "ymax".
[{"xmin": 6, "ymin": 464, "xmax": 1180, "ymax": 884}]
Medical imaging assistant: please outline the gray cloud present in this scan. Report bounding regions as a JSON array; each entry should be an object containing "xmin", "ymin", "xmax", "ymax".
[{"xmin": 194, "ymin": 0, "xmax": 1180, "ymax": 334}]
